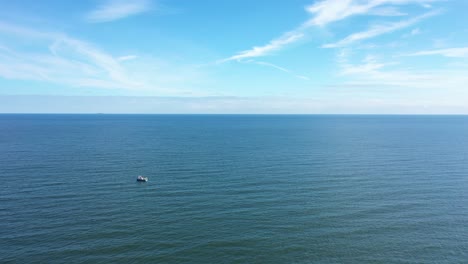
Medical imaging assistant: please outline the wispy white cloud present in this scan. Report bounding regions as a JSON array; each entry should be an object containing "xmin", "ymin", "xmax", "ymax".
[
  {"xmin": 118, "ymin": 55, "xmax": 138, "ymax": 61},
  {"xmin": 0, "ymin": 22, "xmax": 205, "ymax": 95},
  {"xmin": 369, "ymin": 6, "xmax": 408, "ymax": 16},
  {"xmin": 243, "ymin": 60, "xmax": 310, "ymax": 81},
  {"xmin": 335, "ymin": 48, "xmax": 468, "ymax": 92},
  {"xmin": 304, "ymin": 0, "xmax": 435, "ymax": 26},
  {"xmin": 410, "ymin": 28, "xmax": 421, "ymax": 35},
  {"xmin": 305, "ymin": 0, "xmax": 375, "ymax": 26},
  {"xmin": 248, "ymin": 60, "xmax": 291, "ymax": 73},
  {"xmin": 295, "ymin": 75, "xmax": 311, "ymax": 80},
  {"xmin": 339, "ymin": 53, "xmax": 388, "ymax": 75},
  {"xmin": 405, "ymin": 47, "xmax": 468, "ymax": 58},
  {"xmin": 221, "ymin": 33, "xmax": 304, "ymax": 62},
  {"xmin": 323, "ymin": 10, "xmax": 438, "ymax": 48},
  {"xmin": 0, "ymin": 34, "xmax": 139, "ymax": 90},
  {"xmin": 0, "ymin": 21, "xmax": 61, "ymax": 39},
  {"xmin": 85, "ymin": 0, "xmax": 151, "ymax": 23},
  {"xmin": 222, "ymin": 0, "xmax": 437, "ymax": 62}
]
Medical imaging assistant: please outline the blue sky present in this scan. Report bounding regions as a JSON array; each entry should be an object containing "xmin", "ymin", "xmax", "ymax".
[{"xmin": 0, "ymin": 0, "xmax": 467, "ymax": 113}]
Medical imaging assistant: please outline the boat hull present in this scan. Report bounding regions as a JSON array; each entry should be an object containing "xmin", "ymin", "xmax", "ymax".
[{"xmin": 136, "ymin": 177, "xmax": 148, "ymax": 182}]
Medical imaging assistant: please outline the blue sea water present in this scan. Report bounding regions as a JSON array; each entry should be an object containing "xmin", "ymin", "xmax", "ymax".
[{"xmin": 1, "ymin": 114, "xmax": 468, "ymax": 263}]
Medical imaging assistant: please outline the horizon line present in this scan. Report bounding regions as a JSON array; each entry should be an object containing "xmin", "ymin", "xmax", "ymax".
[{"xmin": 1, "ymin": 113, "xmax": 468, "ymax": 116}]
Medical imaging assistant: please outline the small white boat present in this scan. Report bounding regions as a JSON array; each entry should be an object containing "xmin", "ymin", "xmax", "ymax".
[{"xmin": 136, "ymin": 175, "xmax": 148, "ymax": 182}]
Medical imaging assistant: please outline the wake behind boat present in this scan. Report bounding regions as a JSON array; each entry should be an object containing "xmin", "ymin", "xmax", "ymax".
[{"xmin": 137, "ymin": 175, "xmax": 148, "ymax": 182}]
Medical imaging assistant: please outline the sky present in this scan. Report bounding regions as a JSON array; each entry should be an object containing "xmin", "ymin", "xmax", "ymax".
[{"xmin": 0, "ymin": 0, "xmax": 467, "ymax": 114}]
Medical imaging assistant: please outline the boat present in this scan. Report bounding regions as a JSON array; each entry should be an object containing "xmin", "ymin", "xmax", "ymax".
[{"xmin": 137, "ymin": 175, "xmax": 148, "ymax": 182}]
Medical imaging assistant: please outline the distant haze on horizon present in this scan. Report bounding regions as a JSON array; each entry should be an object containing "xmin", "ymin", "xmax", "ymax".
[
  {"xmin": 1, "ymin": 95, "xmax": 467, "ymax": 114},
  {"xmin": 1, "ymin": 0, "xmax": 467, "ymax": 114}
]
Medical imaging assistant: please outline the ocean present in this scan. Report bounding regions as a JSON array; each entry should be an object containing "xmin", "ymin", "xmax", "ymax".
[{"xmin": 1, "ymin": 114, "xmax": 467, "ymax": 263}]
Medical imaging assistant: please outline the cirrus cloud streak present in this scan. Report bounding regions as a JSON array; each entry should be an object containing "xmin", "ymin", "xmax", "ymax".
[{"xmin": 85, "ymin": 0, "xmax": 152, "ymax": 23}]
